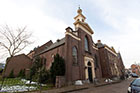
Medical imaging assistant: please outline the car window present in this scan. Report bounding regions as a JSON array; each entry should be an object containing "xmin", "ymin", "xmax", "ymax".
[{"xmin": 132, "ymin": 79, "xmax": 140, "ymax": 86}]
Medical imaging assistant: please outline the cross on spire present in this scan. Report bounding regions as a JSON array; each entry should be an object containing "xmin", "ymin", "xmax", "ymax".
[{"xmin": 78, "ymin": 5, "xmax": 80, "ymax": 9}]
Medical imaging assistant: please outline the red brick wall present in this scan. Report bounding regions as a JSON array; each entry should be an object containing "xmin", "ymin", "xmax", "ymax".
[
  {"xmin": 117, "ymin": 53, "xmax": 125, "ymax": 76},
  {"xmin": 98, "ymin": 47, "xmax": 125, "ymax": 78},
  {"xmin": 65, "ymin": 32, "xmax": 80, "ymax": 83},
  {"xmin": 35, "ymin": 40, "xmax": 53, "ymax": 55},
  {"xmin": 27, "ymin": 51, "xmax": 35, "ymax": 59},
  {"xmin": 38, "ymin": 27, "xmax": 103, "ymax": 84},
  {"xmin": 65, "ymin": 27, "xmax": 102, "ymax": 83},
  {"xmin": 98, "ymin": 48, "xmax": 111, "ymax": 78},
  {"xmin": 93, "ymin": 49, "xmax": 102, "ymax": 79},
  {"xmin": 40, "ymin": 44, "xmax": 65, "ymax": 70},
  {"xmin": 131, "ymin": 64, "xmax": 140, "ymax": 76},
  {"xmin": 4, "ymin": 54, "xmax": 32, "ymax": 77}
]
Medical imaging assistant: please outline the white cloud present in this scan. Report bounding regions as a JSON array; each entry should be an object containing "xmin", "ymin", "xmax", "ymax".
[
  {"xmin": 0, "ymin": 0, "xmax": 68, "ymax": 63},
  {"xmin": 91, "ymin": 0, "xmax": 140, "ymax": 68},
  {"xmin": 0, "ymin": 0, "xmax": 140, "ymax": 68}
]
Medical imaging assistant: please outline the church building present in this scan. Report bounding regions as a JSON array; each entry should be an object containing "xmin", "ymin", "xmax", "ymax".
[{"xmin": 27, "ymin": 7, "xmax": 125, "ymax": 85}]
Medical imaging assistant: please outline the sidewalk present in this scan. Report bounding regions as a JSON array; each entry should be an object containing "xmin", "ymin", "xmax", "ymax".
[{"xmin": 31, "ymin": 79, "xmax": 125, "ymax": 93}]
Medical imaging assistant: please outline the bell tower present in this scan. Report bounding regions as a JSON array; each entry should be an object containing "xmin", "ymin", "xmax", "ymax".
[
  {"xmin": 73, "ymin": 7, "xmax": 94, "ymax": 35},
  {"xmin": 74, "ymin": 7, "xmax": 86, "ymax": 22}
]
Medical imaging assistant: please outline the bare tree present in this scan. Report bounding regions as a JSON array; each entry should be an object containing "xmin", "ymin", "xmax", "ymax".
[{"xmin": 0, "ymin": 25, "xmax": 33, "ymax": 57}]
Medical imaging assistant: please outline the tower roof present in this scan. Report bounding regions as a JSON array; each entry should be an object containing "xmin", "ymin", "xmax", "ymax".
[
  {"xmin": 74, "ymin": 7, "xmax": 86, "ymax": 22},
  {"xmin": 74, "ymin": 7, "xmax": 94, "ymax": 35},
  {"xmin": 77, "ymin": 6, "xmax": 82, "ymax": 14}
]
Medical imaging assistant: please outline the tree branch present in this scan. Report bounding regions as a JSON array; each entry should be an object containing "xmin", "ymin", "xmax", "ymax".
[{"xmin": 0, "ymin": 25, "xmax": 33, "ymax": 57}]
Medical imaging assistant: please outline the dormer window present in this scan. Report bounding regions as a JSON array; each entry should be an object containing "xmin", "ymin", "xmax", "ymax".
[{"xmin": 85, "ymin": 36, "xmax": 89, "ymax": 51}]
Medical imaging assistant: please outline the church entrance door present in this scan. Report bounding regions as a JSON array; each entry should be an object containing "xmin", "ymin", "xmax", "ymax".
[{"xmin": 88, "ymin": 62, "xmax": 93, "ymax": 82}]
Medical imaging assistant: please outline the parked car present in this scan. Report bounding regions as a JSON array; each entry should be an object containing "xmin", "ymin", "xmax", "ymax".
[
  {"xmin": 128, "ymin": 78, "xmax": 140, "ymax": 93},
  {"xmin": 131, "ymin": 73, "xmax": 139, "ymax": 78}
]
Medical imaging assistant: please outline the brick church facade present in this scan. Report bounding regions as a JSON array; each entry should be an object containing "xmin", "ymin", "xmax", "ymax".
[
  {"xmin": 27, "ymin": 8, "xmax": 125, "ymax": 84},
  {"xmin": 5, "ymin": 8, "xmax": 125, "ymax": 84}
]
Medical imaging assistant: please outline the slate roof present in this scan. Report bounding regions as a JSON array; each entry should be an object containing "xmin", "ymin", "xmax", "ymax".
[
  {"xmin": 74, "ymin": 21, "xmax": 94, "ymax": 34},
  {"xmin": 38, "ymin": 38, "xmax": 65, "ymax": 55},
  {"xmin": 95, "ymin": 42, "xmax": 104, "ymax": 48},
  {"xmin": 96, "ymin": 42, "xmax": 117, "ymax": 54}
]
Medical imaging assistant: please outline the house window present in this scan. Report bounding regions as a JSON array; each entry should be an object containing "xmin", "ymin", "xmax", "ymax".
[
  {"xmin": 72, "ymin": 46, "xmax": 78, "ymax": 64},
  {"xmin": 85, "ymin": 36, "xmax": 89, "ymax": 51}
]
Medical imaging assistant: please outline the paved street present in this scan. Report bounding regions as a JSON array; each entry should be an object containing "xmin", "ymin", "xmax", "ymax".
[{"xmin": 69, "ymin": 78, "xmax": 134, "ymax": 93}]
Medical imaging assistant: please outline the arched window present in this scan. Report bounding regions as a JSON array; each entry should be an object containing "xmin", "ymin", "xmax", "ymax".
[
  {"xmin": 72, "ymin": 46, "xmax": 78, "ymax": 64},
  {"xmin": 85, "ymin": 36, "xmax": 89, "ymax": 51},
  {"xmin": 88, "ymin": 61, "xmax": 91, "ymax": 66}
]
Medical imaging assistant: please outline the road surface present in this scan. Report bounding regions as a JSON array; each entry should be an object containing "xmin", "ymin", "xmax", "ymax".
[{"xmin": 69, "ymin": 78, "xmax": 134, "ymax": 93}]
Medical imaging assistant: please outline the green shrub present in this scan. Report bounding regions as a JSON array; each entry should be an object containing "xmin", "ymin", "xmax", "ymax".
[
  {"xmin": 38, "ymin": 68, "xmax": 51, "ymax": 84},
  {"xmin": 0, "ymin": 75, "xmax": 3, "ymax": 80},
  {"xmin": 50, "ymin": 54, "xmax": 65, "ymax": 85},
  {"xmin": 8, "ymin": 69, "xmax": 14, "ymax": 78},
  {"xmin": 18, "ymin": 69, "xmax": 25, "ymax": 78},
  {"xmin": 0, "ymin": 69, "xmax": 3, "ymax": 74},
  {"xmin": 29, "ymin": 56, "xmax": 49, "ymax": 84}
]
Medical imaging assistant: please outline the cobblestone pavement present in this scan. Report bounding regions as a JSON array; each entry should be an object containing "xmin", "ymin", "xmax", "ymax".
[{"xmin": 69, "ymin": 78, "xmax": 134, "ymax": 93}]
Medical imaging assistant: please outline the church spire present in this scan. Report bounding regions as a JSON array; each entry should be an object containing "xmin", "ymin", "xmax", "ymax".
[
  {"xmin": 73, "ymin": 7, "xmax": 94, "ymax": 35},
  {"xmin": 74, "ymin": 7, "xmax": 86, "ymax": 22},
  {"xmin": 77, "ymin": 6, "xmax": 82, "ymax": 14}
]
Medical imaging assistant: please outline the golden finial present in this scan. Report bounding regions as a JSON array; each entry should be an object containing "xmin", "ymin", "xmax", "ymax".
[{"xmin": 77, "ymin": 5, "xmax": 82, "ymax": 14}]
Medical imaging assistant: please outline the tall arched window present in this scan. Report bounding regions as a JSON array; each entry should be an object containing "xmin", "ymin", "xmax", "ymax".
[
  {"xmin": 72, "ymin": 46, "xmax": 78, "ymax": 64},
  {"xmin": 88, "ymin": 61, "xmax": 91, "ymax": 66},
  {"xmin": 85, "ymin": 36, "xmax": 89, "ymax": 51}
]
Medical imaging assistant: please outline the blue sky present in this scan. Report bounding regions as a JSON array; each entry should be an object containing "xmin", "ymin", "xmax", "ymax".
[{"xmin": 0, "ymin": 0, "xmax": 140, "ymax": 68}]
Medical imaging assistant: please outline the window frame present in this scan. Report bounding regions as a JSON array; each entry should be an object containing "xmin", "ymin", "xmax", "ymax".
[
  {"xmin": 85, "ymin": 36, "xmax": 89, "ymax": 52},
  {"xmin": 72, "ymin": 46, "xmax": 78, "ymax": 64}
]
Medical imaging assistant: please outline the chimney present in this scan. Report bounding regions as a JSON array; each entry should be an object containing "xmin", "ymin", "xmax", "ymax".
[
  {"xmin": 97, "ymin": 40, "xmax": 101, "ymax": 43},
  {"xmin": 57, "ymin": 39, "xmax": 60, "ymax": 42},
  {"xmin": 65, "ymin": 27, "xmax": 73, "ymax": 32}
]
